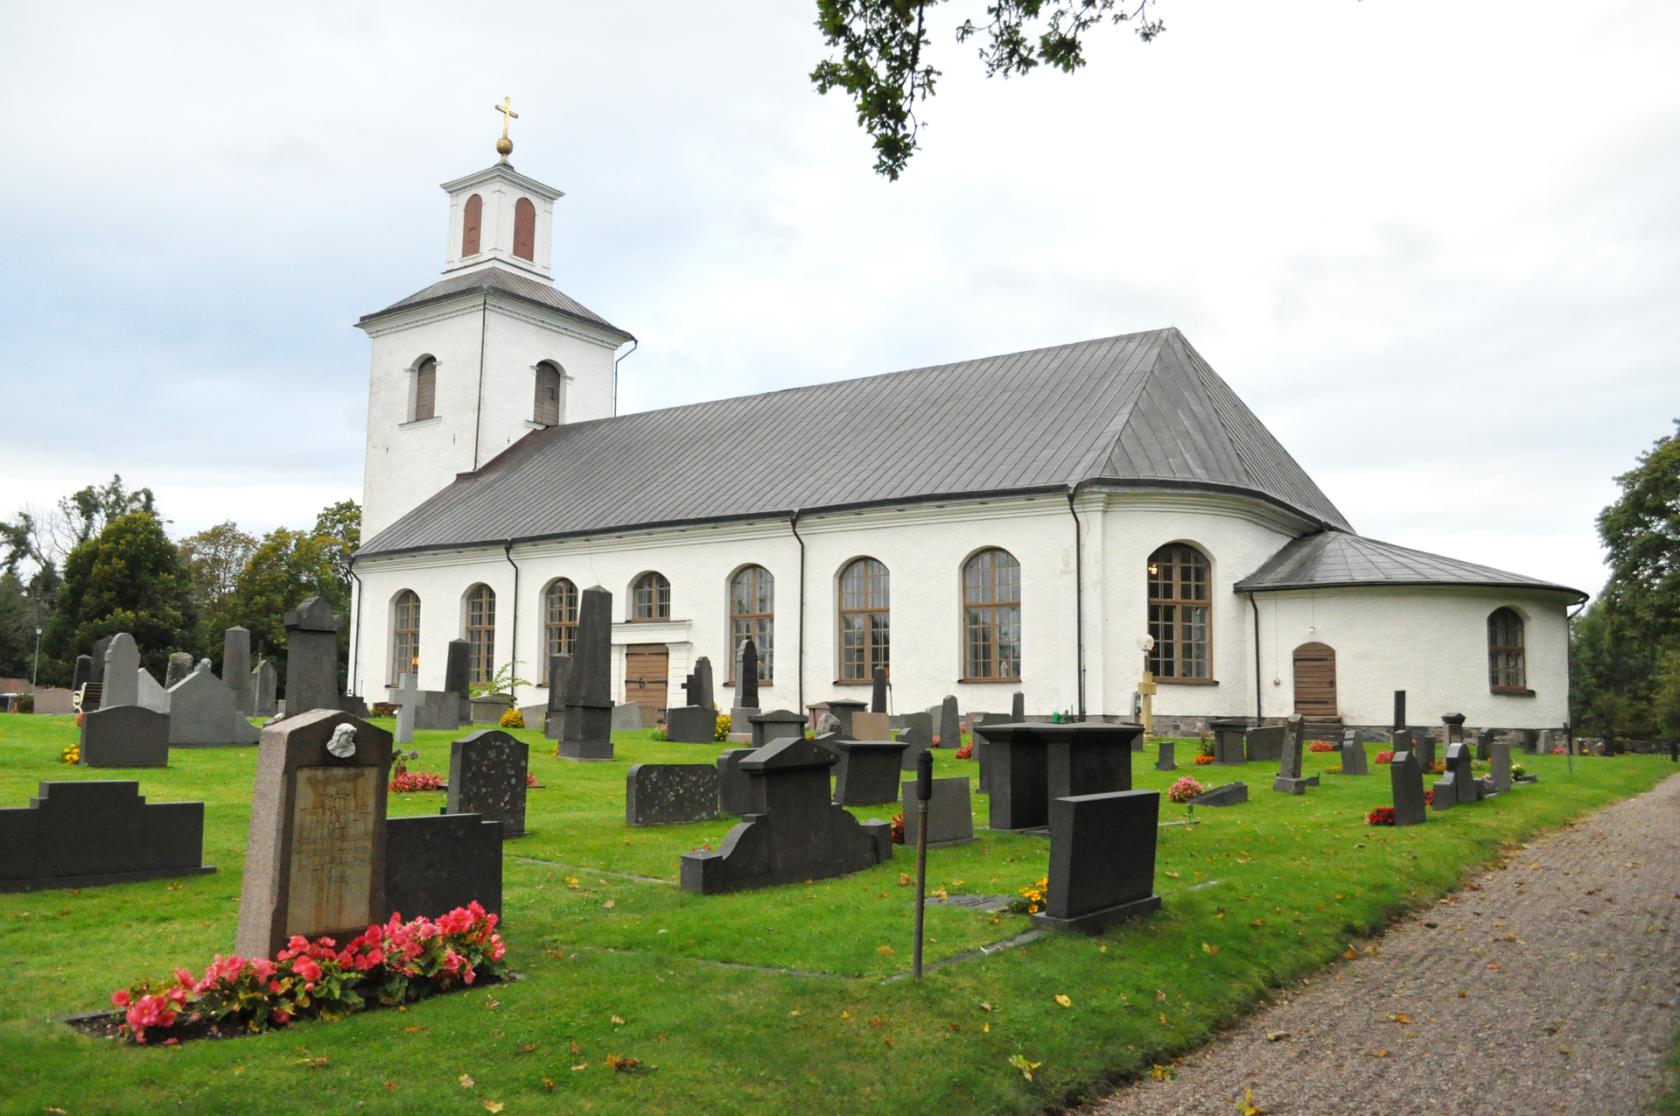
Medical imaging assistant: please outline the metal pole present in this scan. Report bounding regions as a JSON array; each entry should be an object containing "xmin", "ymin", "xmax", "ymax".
[
  {"xmin": 30, "ymin": 627, "xmax": 42, "ymax": 693},
  {"xmin": 912, "ymin": 749, "xmax": 933, "ymax": 979}
]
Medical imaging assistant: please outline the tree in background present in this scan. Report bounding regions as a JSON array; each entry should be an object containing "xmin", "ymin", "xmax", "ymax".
[
  {"xmin": 179, "ymin": 521, "xmax": 258, "ymax": 652},
  {"xmin": 0, "ymin": 571, "xmax": 39, "ymax": 679},
  {"xmin": 225, "ymin": 503, "xmax": 361, "ymax": 680},
  {"xmin": 41, "ymin": 511, "xmax": 196, "ymax": 683}
]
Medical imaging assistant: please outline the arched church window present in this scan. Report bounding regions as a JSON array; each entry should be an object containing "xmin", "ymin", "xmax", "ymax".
[
  {"xmin": 544, "ymin": 578, "xmax": 578, "ymax": 659},
  {"xmin": 464, "ymin": 583, "xmax": 496, "ymax": 685},
  {"xmin": 631, "ymin": 572, "xmax": 670, "ymax": 621},
  {"xmin": 534, "ymin": 362, "xmax": 562, "ymax": 426},
  {"xmin": 729, "ymin": 565, "xmax": 774, "ymax": 683},
  {"xmin": 838, "ymin": 557, "xmax": 889, "ymax": 683},
  {"xmin": 391, "ymin": 590, "xmax": 421, "ymax": 684},
  {"xmin": 412, "ymin": 357, "xmax": 437, "ymax": 422},
  {"xmin": 1488, "ymin": 608, "xmax": 1526, "ymax": 692},
  {"xmin": 513, "ymin": 198, "xmax": 536, "ymax": 261},
  {"xmin": 1146, "ymin": 544, "xmax": 1211, "ymax": 680},
  {"xmin": 461, "ymin": 193, "xmax": 483, "ymax": 256},
  {"xmin": 962, "ymin": 548, "xmax": 1021, "ymax": 681}
]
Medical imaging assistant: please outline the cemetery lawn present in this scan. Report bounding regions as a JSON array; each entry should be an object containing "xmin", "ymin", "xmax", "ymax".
[{"xmin": 0, "ymin": 718, "xmax": 1673, "ymax": 1116}]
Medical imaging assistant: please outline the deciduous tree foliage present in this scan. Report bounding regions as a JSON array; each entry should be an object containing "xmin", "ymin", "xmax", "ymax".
[
  {"xmin": 223, "ymin": 503, "xmax": 360, "ymax": 667},
  {"xmin": 178, "ymin": 521, "xmax": 258, "ymax": 650}
]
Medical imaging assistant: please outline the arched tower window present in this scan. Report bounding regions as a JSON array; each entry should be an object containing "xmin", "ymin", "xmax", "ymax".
[
  {"xmin": 962, "ymin": 548, "xmax": 1021, "ymax": 681},
  {"xmin": 390, "ymin": 590, "xmax": 421, "ymax": 684},
  {"xmin": 464, "ymin": 584, "xmax": 496, "ymax": 685},
  {"xmin": 729, "ymin": 565, "xmax": 774, "ymax": 683},
  {"xmin": 412, "ymin": 357, "xmax": 437, "ymax": 422},
  {"xmin": 544, "ymin": 578, "xmax": 578, "ymax": 659},
  {"xmin": 838, "ymin": 557, "xmax": 890, "ymax": 683},
  {"xmin": 630, "ymin": 572, "xmax": 670, "ymax": 621},
  {"xmin": 1488, "ymin": 608, "xmax": 1526, "ymax": 692},
  {"xmin": 461, "ymin": 193, "xmax": 483, "ymax": 256},
  {"xmin": 1146, "ymin": 544, "xmax": 1211, "ymax": 679},
  {"xmin": 513, "ymin": 198, "xmax": 536, "ymax": 261},
  {"xmin": 534, "ymin": 362, "xmax": 562, "ymax": 426}
]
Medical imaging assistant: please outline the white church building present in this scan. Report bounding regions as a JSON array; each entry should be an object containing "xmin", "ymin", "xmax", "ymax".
[{"xmin": 347, "ymin": 145, "xmax": 1581, "ymax": 733}]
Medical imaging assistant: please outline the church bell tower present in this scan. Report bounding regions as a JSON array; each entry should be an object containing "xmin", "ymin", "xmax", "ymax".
[{"xmin": 356, "ymin": 100, "xmax": 635, "ymax": 541}]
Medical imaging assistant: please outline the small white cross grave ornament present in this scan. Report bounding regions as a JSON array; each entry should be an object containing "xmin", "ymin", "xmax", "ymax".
[
  {"xmin": 327, "ymin": 723, "xmax": 358, "ymax": 758},
  {"xmin": 393, "ymin": 672, "xmax": 419, "ymax": 745}
]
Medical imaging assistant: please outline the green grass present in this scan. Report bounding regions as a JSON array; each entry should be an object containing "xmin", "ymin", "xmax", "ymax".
[{"xmin": 0, "ymin": 717, "xmax": 1671, "ymax": 1115}]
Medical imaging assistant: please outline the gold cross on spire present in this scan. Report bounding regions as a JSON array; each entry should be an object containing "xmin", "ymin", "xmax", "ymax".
[{"xmin": 494, "ymin": 96, "xmax": 519, "ymax": 161}]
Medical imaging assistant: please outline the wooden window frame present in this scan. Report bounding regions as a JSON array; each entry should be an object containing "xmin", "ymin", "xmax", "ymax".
[
  {"xmin": 533, "ymin": 362, "xmax": 563, "ymax": 426},
  {"xmin": 837, "ymin": 557, "xmax": 890, "ymax": 684},
  {"xmin": 630, "ymin": 572, "xmax": 670, "ymax": 622},
  {"xmin": 728, "ymin": 565, "xmax": 774, "ymax": 685},
  {"xmin": 390, "ymin": 589, "xmax": 421, "ymax": 685},
  {"xmin": 1146, "ymin": 543, "xmax": 1213, "ymax": 682},
  {"xmin": 464, "ymin": 584, "xmax": 496, "ymax": 685},
  {"xmin": 961, "ymin": 548, "xmax": 1021, "ymax": 682},
  {"xmin": 543, "ymin": 578, "xmax": 578, "ymax": 661},
  {"xmin": 1487, "ymin": 608, "xmax": 1530, "ymax": 694},
  {"xmin": 411, "ymin": 357, "xmax": 438, "ymax": 423}
]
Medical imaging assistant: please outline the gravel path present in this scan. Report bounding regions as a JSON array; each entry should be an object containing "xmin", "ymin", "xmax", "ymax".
[{"xmin": 1081, "ymin": 773, "xmax": 1680, "ymax": 1116}]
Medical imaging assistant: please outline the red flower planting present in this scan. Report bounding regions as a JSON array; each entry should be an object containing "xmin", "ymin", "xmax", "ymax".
[
  {"xmin": 1308, "ymin": 741, "xmax": 1336, "ymax": 753},
  {"xmin": 954, "ymin": 742, "xmax": 974, "ymax": 760},
  {"xmin": 390, "ymin": 771, "xmax": 443, "ymax": 793},
  {"xmin": 890, "ymin": 813, "xmax": 905, "ymax": 845},
  {"xmin": 1375, "ymin": 751, "xmax": 1395, "ymax": 764},
  {"xmin": 1193, "ymin": 753, "xmax": 1215, "ymax": 765},
  {"xmin": 1366, "ymin": 806, "xmax": 1396, "ymax": 826}
]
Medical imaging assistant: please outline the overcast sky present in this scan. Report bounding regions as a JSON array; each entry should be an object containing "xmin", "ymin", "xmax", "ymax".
[{"xmin": 1, "ymin": 0, "xmax": 1674, "ymax": 598}]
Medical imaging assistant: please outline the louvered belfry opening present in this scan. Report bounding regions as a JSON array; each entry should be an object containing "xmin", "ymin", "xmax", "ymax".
[
  {"xmin": 513, "ymin": 198, "xmax": 536, "ymax": 261},
  {"xmin": 413, "ymin": 357, "xmax": 437, "ymax": 421},
  {"xmin": 534, "ymin": 362, "xmax": 562, "ymax": 425},
  {"xmin": 461, "ymin": 193, "xmax": 483, "ymax": 256}
]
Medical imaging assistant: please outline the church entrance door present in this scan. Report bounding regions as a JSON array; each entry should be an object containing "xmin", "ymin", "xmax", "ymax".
[
  {"xmin": 625, "ymin": 644, "xmax": 669, "ymax": 725},
  {"xmin": 1292, "ymin": 642, "xmax": 1337, "ymax": 717}
]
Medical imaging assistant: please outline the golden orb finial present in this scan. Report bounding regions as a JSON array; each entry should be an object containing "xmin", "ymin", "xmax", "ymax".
[{"xmin": 493, "ymin": 96, "xmax": 519, "ymax": 162}]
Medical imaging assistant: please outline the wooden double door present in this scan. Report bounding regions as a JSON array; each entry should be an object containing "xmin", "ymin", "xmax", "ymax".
[
  {"xmin": 1292, "ymin": 642, "xmax": 1337, "ymax": 717},
  {"xmin": 624, "ymin": 644, "xmax": 669, "ymax": 725}
]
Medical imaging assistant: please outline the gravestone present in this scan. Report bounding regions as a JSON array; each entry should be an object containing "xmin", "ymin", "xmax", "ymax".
[
  {"xmin": 897, "ymin": 723, "xmax": 932, "ymax": 773},
  {"xmin": 223, "ymin": 626, "xmax": 255, "ymax": 714},
  {"xmin": 850, "ymin": 711, "xmax": 892, "ymax": 740},
  {"xmin": 1522, "ymin": 729, "xmax": 1541, "ymax": 755},
  {"xmin": 1431, "ymin": 775, "xmax": 1455, "ymax": 811},
  {"xmin": 1033, "ymin": 790, "xmax": 1162, "ymax": 934},
  {"xmin": 716, "ymin": 748, "xmax": 761, "ymax": 815},
  {"xmin": 900, "ymin": 777, "xmax": 974, "ymax": 849},
  {"xmin": 444, "ymin": 639, "xmax": 471, "ymax": 701},
  {"xmin": 1155, "ymin": 740, "xmax": 1176, "ymax": 771},
  {"xmin": 689, "ymin": 656, "xmax": 716, "ymax": 710},
  {"xmin": 1414, "ymin": 728, "xmax": 1437, "ymax": 772},
  {"xmin": 101, "ymin": 633, "xmax": 141, "ymax": 709},
  {"xmin": 1011, "ymin": 691, "xmax": 1025, "ymax": 720},
  {"xmin": 870, "ymin": 667, "xmax": 888, "ymax": 714},
  {"xmin": 1, "ymin": 781, "xmax": 213, "ymax": 893},
  {"xmin": 559, "ymin": 586, "xmax": 614, "ymax": 760},
  {"xmin": 392, "ymin": 672, "xmax": 419, "ymax": 745},
  {"xmin": 385, "ymin": 814, "xmax": 502, "ymax": 921},
  {"xmin": 253, "ymin": 660, "xmax": 278, "ymax": 716},
  {"xmin": 1208, "ymin": 718, "xmax": 1247, "ymax": 763},
  {"xmin": 680, "ymin": 737, "xmax": 892, "ymax": 894},
  {"xmin": 626, "ymin": 764, "xmax": 721, "ymax": 826},
  {"xmin": 827, "ymin": 699, "xmax": 867, "ymax": 739},
  {"xmin": 80, "ymin": 705, "xmax": 170, "ymax": 767},
  {"xmin": 168, "ymin": 662, "xmax": 261, "ymax": 746},
  {"xmin": 1475, "ymin": 728, "xmax": 1497, "ymax": 761},
  {"xmin": 1393, "ymin": 689, "xmax": 1406, "ymax": 732},
  {"xmin": 71, "ymin": 654, "xmax": 93, "ymax": 696},
  {"xmin": 1187, "ymin": 782, "xmax": 1247, "ymax": 807},
  {"xmin": 1245, "ymin": 724, "xmax": 1284, "ymax": 764},
  {"xmin": 447, "ymin": 730, "xmax": 529, "ymax": 837},
  {"xmin": 91, "ymin": 636, "xmax": 111, "ymax": 684},
  {"xmin": 1340, "ymin": 730, "xmax": 1369, "ymax": 775},
  {"xmin": 282, "ymin": 597, "xmax": 341, "ymax": 715},
  {"xmin": 730, "ymin": 638, "xmax": 760, "ymax": 732},
  {"xmin": 832, "ymin": 739, "xmax": 911, "ymax": 805},
  {"xmin": 897, "ymin": 710, "xmax": 933, "ymax": 738},
  {"xmin": 236, "ymin": 709, "xmax": 393, "ymax": 960},
  {"xmin": 611, "ymin": 702, "xmax": 643, "ymax": 732},
  {"xmin": 1390, "ymin": 749, "xmax": 1427, "ymax": 825},
  {"xmin": 136, "ymin": 668, "xmax": 171, "ymax": 714},
  {"xmin": 667, "ymin": 703, "xmax": 717, "ymax": 744},
  {"xmin": 968, "ymin": 716, "xmax": 1000, "ymax": 790},
  {"xmin": 983, "ymin": 722, "xmax": 1137, "ymax": 830},
  {"xmin": 1273, "ymin": 723, "xmax": 1318, "ymax": 795},
  {"xmin": 1489, "ymin": 740, "xmax": 1513, "ymax": 793},
  {"xmin": 543, "ymin": 653, "xmax": 572, "ymax": 740},
  {"xmin": 1446, "ymin": 741, "xmax": 1478, "ymax": 804},
  {"xmin": 1442, "ymin": 713, "xmax": 1466, "ymax": 747},
  {"xmin": 414, "ymin": 689, "xmax": 464, "ymax": 731},
  {"xmin": 935, "ymin": 696, "xmax": 960, "ymax": 748},
  {"xmin": 165, "ymin": 651, "xmax": 194, "ymax": 689},
  {"xmin": 750, "ymin": 708, "xmax": 807, "ymax": 750}
]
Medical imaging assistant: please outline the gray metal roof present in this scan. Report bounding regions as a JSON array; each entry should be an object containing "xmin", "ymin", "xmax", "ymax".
[
  {"xmin": 359, "ymin": 327, "xmax": 1352, "ymax": 557},
  {"xmin": 358, "ymin": 265, "xmax": 633, "ymax": 340},
  {"xmin": 1234, "ymin": 531, "xmax": 1585, "ymax": 599}
]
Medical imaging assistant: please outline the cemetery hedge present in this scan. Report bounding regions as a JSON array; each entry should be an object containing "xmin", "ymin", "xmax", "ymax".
[{"xmin": 0, "ymin": 715, "xmax": 1673, "ymax": 1115}]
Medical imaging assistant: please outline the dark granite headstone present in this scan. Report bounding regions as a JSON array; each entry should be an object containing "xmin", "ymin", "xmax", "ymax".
[
  {"xmin": 236, "ymin": 709, "xmax": 393, "ymax": 960},
  {"xmin": 444, "ymin": 639, "xmax": 471, "ymax": 699},
  {"xmin": 898, "ymin": 711, "xmax": 932, "ymax": 738},
  {"xmin": 168, "ymin": 663, "xmax": 261, "ymax": 746},
  {"xmin": 870, "ymin": 667, "xmax": 888, "ymax": 714},
  {"xmin": 1414, "ymin": 728, "xmax": 1437, "ymax": 772},
  {"xmin": 253, "ymin": 660, "xmax": 278, "ymax": 717},
  {"xmin": 969, "ymin": 713, "xmax": 1009, "ymax": 790},
  {"xmin": 282, "ymin": 597, "xmax": 342, "ymax": 716},
  {"xmin": 448, "ymin": 729, "xmax": 529, "ymax": 837},
  {"xmin": 1431, "ymin": 775, "xmax": 1455, "ymax": 811},
  {"xmin": 827, "ymin": 699, "xmax": 867, "ymax": 739},
  {"xmin": 737, "ymin": 639, "xmax": 760, "ymax": 709},
  {"xmin": 543, "ymin": 653, "xmax": 573, "ymax": 740},
  {"xmin": 1446, "ymin": 741, "xmax": 1477, "ymax": 804},
  {"xmin": 223, "ymin": 626, "xmax": 255, "ymax": 714},
  {"xmin": 611, "ymin": 702, "xmax": 644, "ymax": 732},
  {"xmin": 1273, "ymin": 722, "xmax": 1318, "ymax": 794},
  {"xmin": 900, "ymin": 777, "xmax": 974, "ymax": 848},
  {"xmin": 80, "ymin": 705, "xmax": 170, "ymax": 767},
  {"xmin": 982, "ymin": 722, "xmax": 1137, "ymax": 830},
  {"xmin": 1521, "ymin": 729, "xmax": 1540, "ymax": 755},
  {"xmin": 750, "ymin": 708, "xmax": 806, "ymax": 750},
  {"xmin": 1489, "ymin": 740, "xmax": 1513, "ymax": 792},
  {"xmin": 71, "ymin": 654, "xmax": 93, "ymax": 695},
  {"xmin": 1476, "ymin": 728, "xmax": 1496, "ymax": 761},
  {"xmin": 1247, "ymin": 725, "xmax": 1286, "ymax": 763},
  {"xmin": 1442, "ymin": 713, "xmax": 1466, "ymax": 744},
  {"xmin": 627, "ymin": 764, "xmax": 721, "ymax": 826},
  {"xmin": 0, "ymin": 781, "xmax": 213, "ymax": 892},
  {"xmin": 1210, "ymin": 718, "xmax": 1249, "ymax": 763},
  {"xmin": 1340, "ymin": 730, "xmax": 1369, "ymax": 775},
  {"xmin": 1011, "ymin": 691, "xmax": 1025, "ymax": 720},
  {"xmin": 1393, "ymin": 690, "xmax": 1406, "ymax": 732},
  {"xmin": 1187, "ymin": 782, "xmax": 1247, "ymax": 807},
  {"xmin": 1390, "ymin": 749, "xmax": 1426, "ymax": 825},
  {"xmin": 667, "ymin": 705, "xmax": 717, "ymax": 743},
  {"xmin": 897, "ymin": 724, "xmax": 932, "ymax": 773},
  {"xmin": 1155, "ymin": 740, "xmax": 1176, "ymax": 771},
  {"xmin": 680, "ymin": 737, "xmax": 891, "ymax": 893},
  {"xmin": 935, "ymin": 696, "xmax": 960, "ymax": 748},
  {"xmin": 1033, "ymin": 790, "xmax": 1162, "ymax": 934},
  {"xmin": 716, "ymin": 748, "xmax": 762, "ymax": 816},
  {"xmin": 91, "ymin": 636, "xmax": 112, "ymax": 684},
  {"xmin": 559, "ymin": 587, "xmax": 613, "ymax": 760},
  {"xmin": 833, "ymin": 739, "xmax": 911, "ymax": 805},
  {"xmin": 385, "ymin": 813, "xmax": 502, "ymax": 921}
]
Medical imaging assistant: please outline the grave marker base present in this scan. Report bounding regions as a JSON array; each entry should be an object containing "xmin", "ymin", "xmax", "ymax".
[{"xmin": 1031, "ymin": 893, "xmax": 1161, "ymax": 935}]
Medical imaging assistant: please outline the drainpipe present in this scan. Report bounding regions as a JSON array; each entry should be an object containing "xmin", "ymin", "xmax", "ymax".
[
  {"xmin": 789, "ymin": 510, "xmax": 806, "ymax": 715},
  {"xmin": 502, "ymin": 540, "xmax": 521, "ymax": 706},
  {"xmin": 1565, "ymin": 597, "xmax": 1588, "ymax": 758},
  {"xmin": 1065, "ymin": 488, "xmax": 1086, "ymax": 720},
  {"xmin": 347, "ymin": 556, "xmax": 364, "ymax": 698},
  {"xmin": 1247, "ymin": 591, "xmax": 1263, "ymax": 722},
  {"xmin": 612, "ymin": 339, "xmax": 639, "ymax": 417}
]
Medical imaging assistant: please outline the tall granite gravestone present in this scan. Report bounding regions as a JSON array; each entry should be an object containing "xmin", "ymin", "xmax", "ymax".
[
  {"xmin": 897, "ymin": 710, "xmax": 933, "ymax": 738},
  {"xmin": 1155, "ymin": 740, "xmax": 1177, "ymax": 771},
  {"xmin": 1489, "ymin": 740, "xmax": 1513, "ymax": 793},
  {"xmin": 983, "ymin": 722, "xmax": 1138, "ymax": 831},
  {"xmin": 165, "ymin": 651, "xmax": 194, "ymax": 689},
  {"xmin": 935, "ymin": 696, "xmax": 960, "ymax": 748},
  {"xmin": 900, "ymin": 777, "xmax": 974, "ymax": 849},
  {"xmin": 236, "ymin": 709, "xmax": 393, "ymax": 960},
  {"xmin": 1211, "ymin": 718, "xmax": 1249, "ymax": 764},
  {"xmin": 1032, "ymin": 789, "xmax": 1162, "ymax": 934},
  {"xmin": 729, "ymin": 638, "xmax": 761, "ymax": 733},
  {"xmin": 826, "ymin": 699, "xmax": 866, "ymax": 739},
  {"xmin": 1012, "ymin": 691, "xmax": 1026, "ymax": 720},
  {"xmin": 101, "ymin": 633, "xmax": 141, "ymax": 709},
  {"xmin": 559, "ymin": 587, "xmax": 614, "ymax": 760},
  {"xmin": 1412, "ymin": 728, "xmax": 1437, "ymax": 772},
  {"xmin": 679, "ymin": 737, "xmax": 892, "ymax": 894},
  {"xmin": 1393, "ymin": 690, "xmax": 1406, "ymax": 732},
  {"xmin": 253, "ymin": 660, "xmax": 278, "ymax": 716},
  {"xmin": 282, "ymin": 597, "xmax": 341, "ymax": 716},
  {"xmin": 169, "ymin": 662, "xmax": 261, "ymax": 746},
  {"xmin": 79, "ymin": 706, "xmax": 170, "ymax": 767},
  {"xmin": 1445, "ymin": 741, "xmax": 1478, "ymax": 804},
  {"xmin": 391, "ymin": 673, "xmax": 418, "ymax": 745},
  {"xmin": 1442, "ymin": 713, "xmax": 1466, "ymax": 744},
  {"xmin": 750, "ymin": 708, "xmax": 807, "ymax": 750},
  {"xmin": 897, "ymin": 723, "xmax": 932, "ymax": 774},
  {"xmin": 136, "ymin": 669, "xmax": 171, "ymax": 714},
  {"xmin": 91, "ymin": 636, "xmax": 111, "ymax": 685},
  {"xmin": 448, "ymin": 730, "xmax": 529, "ymax": 837},
  {"xmin": 832, "ymin": 739, "xmax": 911, "ymax": 805},
  {"xmin": 716, "ymin": 748, "xmax": 760, "ymax": 816},
  {"xmin": 223, "ymin": 626, "xmax": 255, "ymax": 714},
  {"xmin": 543, "ymin": 653, "xmax": 573, "ymax": 740},
  {"xmin": 71, "ymin": 654, "xmax": 92, "ymax": 696},
  {"xmin": 444, "ymin": 640, "xmax": 471, "ymax": 711},
  {"xmin": 385, "ymin": 813, "xmax": 502, "ymax": 921},
  {"xmin": 1340, "ymin": 730, "xmax": 1369, "ymax": 775},
  {"xmin": 0, "ymin": 781, "xmax": 213, "ymax": 892},
  {"xmin": 970, "ymin": 712, "xmax": 1014, "ymax": 789},
  {"xmin": 870, "ymin": 667, "xmax": 888, "ymax": 714},
  {"xmin": 1390, "ymin": 749, "xmax": 1427, "ymax": 826},
  {"xmin": 1273, "ymin": 723, "xmax": 1319, "ymax": 794},
  {"xmin": 627, "ymin": 764, "xmax": 721, "ymax": 826},
  {"xmin": 667, "ymin": 657, "xmax": 718, "ymax": 743}
]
